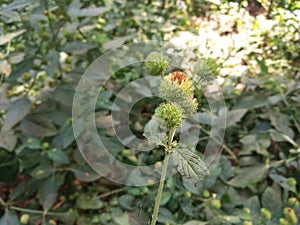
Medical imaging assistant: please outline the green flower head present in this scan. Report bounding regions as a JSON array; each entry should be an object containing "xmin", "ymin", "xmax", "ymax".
[
  {"xmin": 159, "ymin": 72, "xmax": 198, "ymax": 116},
  {"xmin": 155, "ymin": 103, "xmax": 183, "ymax": 129},
  {"xmin": 144, "ymin": 52, "xmax": 169, "ymax": 76},
  {"xmin": 193, "ymin": 58, "xmax": 218, "ymax": 82}
]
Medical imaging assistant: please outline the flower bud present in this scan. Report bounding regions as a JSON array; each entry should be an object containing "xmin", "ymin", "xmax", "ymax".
[
  {"xmin": 288, "ymin": 197, "xmax": 299, "ymax": 208},
  {"xmin": 211, "ymin": 199, "xmax": 221, "ymax": 209},
  {"xmin": 144, "ymin": 52, "xmax": 169, "ymax": 76},
  {"xmin": 20, "ymin": 214, "xmax": 30, "ymax": 224},
  {"xmin": 284, "ymin": 207, "xmax": 298, "ymax": 225},
  {"xmin": 155, "ymin": 103, "xmax": 183, "ymax": 129},
  {"xmin": 242, "ymin": 221, "xmax": 253, "ymax": 225},
  {"xmin": 159, "ymin": 72, "xmax": 198, "ymax": 116},
  {"xmin": 193, "ymin": 58, "xmax": 218, "ymax": 82},
  {"xmin": 261, "ymin": 208, "xmax": 272, "ymax": 220}
]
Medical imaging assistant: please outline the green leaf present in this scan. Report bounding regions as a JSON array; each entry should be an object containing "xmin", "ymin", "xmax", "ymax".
[
  {"xmin": 113, "ymin": 213, "xmax": 131, "ymax": 225},
  {"xmin": 157, "ymin": 207, "xmax": 176, "ymax": 223},
  {"xmin": 71, "ymin": 166, "xmax": 101, "ymax": 182},
  {"xmin": 118, "ymin": 194, "xmax": 135, "ymax": 210},
  {"xmin": 21, "ymin": 116, "xmax": 57, "ymax": 137},
  {"xmin": 67, "ymin": 1, "xmax": 109, "ymax": 17},
  {"xmin": 143, "ymin": 117, "xmax": 167, "ymax": 147},
  {"xmin": 227, "ymin": 163, "xmax": 268, "ymax": 188},
  {"xmin": 52, "ymin": 119, "xmax": 75, "ymax": 149},
  {"xmin": 243, "ymin": 196, "xmax": 261, "ymax": 218},
  {"xmin": 47, "ymin": 149, "xmax": 70, "ymax": 164},
  {"xmin": 0, "ymin": 29, "xmax": 26, "ymax": 45},
  {"xmin": 269, "ymin": 173, "xmax": 296, "ymax": 193},
  {"xmin": 37, "ymin": 173, "xmax": 65, "ymax": 210},
  {"xmin": 1, "ymin": 0, "xmax": 34, "ymax": 12},
  {"xmin": 269, "ymin": 111, "xmax": 294, "ymax": 139},
  {"xmin": 173, "ymin": 147, "xmax": 210, "ymax": 183},
  {"xmin": 61, "ymin": 41, "xmax": 96, "ymax": 55},
  {"xmin": 76, "ymin": 195, "xmax": 104, "ymax": 210},
  {"xmin": 224, "ymin": 109, "xmax": 248, "ymax": 127},
  {"xmin": 262, "ymin": 186, "xmax": 282, "ymax": 215},
  {"xmin": 0, "ymin": 130, "xmax": 17, "ymax": 151},
  {"xmin": 2, "ymin": 97, "xmax": 31, "ymax": 131},
  {"xmin": 183, "ymin": 221, "xmax": 208, "ymax": 225},
  {"xmin": 0, "ymin": 209, "xmax": 20, "ymax": 225}
]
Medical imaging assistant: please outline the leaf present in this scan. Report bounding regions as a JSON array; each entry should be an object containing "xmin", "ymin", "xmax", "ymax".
[
  {"xmin": 21, "ymin": 117, "xmax": 57, "ymax": 137},
  {"xmin": 0, "ymin": 209, "xmax": 20, "ymax": 225},
  {"xmin": 183, "ymin": 221, "xmax": 208, "ymax": 225},
  {"xmin": 61, "ymin": 41, "xmax": 96, "ymax": 54},
  {"xmin": 37, "ymin": 173, "xmax": 65, "ymax": 210},
  {"xmin": 243, "ymin": 196, "xmax": 261, "ymax": 218},
  {"xmin": 173, "ymin": 147, "xmax": 210, "ymax": 183},
  {"xmin": 2, "ymin": 97, "xmax": 31, "ymax": 131},
  {"xmin": 6, "ymin": 58, "xmax": 33, "ymax": 81},
  {"xmin": 47, "ymin": 149, "xmax": 70, "ymax": 164},
  {"xmin": 227, "ymin": 163, "xmax": 268, "ymax": 188},
  {"xmin": 269, "ymin": 173, "xmax": 296, "ymax": 193},
  {"xmin": 0, "ymin": 130, "xmax": 17, "ymax": 151},
  {"xmin": 262, "ymin": 186, "xmax": 282, "ymax": 215},
  {"xmin": 157, "ymin": 208, "xmax": 176, "ymax": 223},
  {"xmin": 71, "ymin": 166, "xmax": 101, "ymax": 182},
  {"xmin": 102, "ymin": 36, "xmax": 132, "ymax": 50},
  {"xmin": 76, "ymin": 195, "xmax": 104, "ymax": 210},
  {"xmin": 0, "ymin": 29, "xmax": 26, "ymax": 45},
  {"xmin": 1, "ymin": 0, "xmax": 34, "ymax": 12},
  {"xmin": 113, "ymin": 213, "xmax": 131, "ymax": 225},
  {"xmin": 269, "ymin": 111, "xmax": 294, "ymax": 139},
  {"xmin": 67, "ymin": 1, "xmax": 109, "ymax": 17},
  {"xmin": 225, "ymin": 109, "xmax": 248, "ymax": 127},
  {"xmin": 143, "ymin": 117, "xmax": 167, "ymax": 147},
  {"xmin": 52, "ymin": 119, "xmax": 74, "ymax": 149},
  {"xmin": 118, "ymin": 195, "xmax": 135, "ymax": 210}
]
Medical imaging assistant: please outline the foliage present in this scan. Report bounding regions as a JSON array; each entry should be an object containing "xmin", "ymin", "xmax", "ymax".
[{"xmin": 0, "ymin": 0, "xmax": 299, "ymax": 225}]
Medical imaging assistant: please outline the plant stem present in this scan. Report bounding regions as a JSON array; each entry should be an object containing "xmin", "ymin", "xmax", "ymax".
[
  {"xmin": 151, "ymin": 152, "xmax": 171, "ymax": 225},
  {"xmin": 151, "ymin": 128, "xmax": 176, "ymax": 225}
]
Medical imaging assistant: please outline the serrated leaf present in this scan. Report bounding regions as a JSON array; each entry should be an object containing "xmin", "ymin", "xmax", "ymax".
[
  {"xmin": 173, "ymin": 148, "xmax": 209, "ymax": 183},
  {"xmin": 0, "ymin": 130, "xmax": 17, "ymax": 151},
  {"xmin": 143, "ymin": 117, "xmax": 167, "ymax": 147},
  {"xmin": 0, "ymin": 209, "xmax": 20, "ymax": 225},
  {"xmin": 2, "ymin": 97, "xmax": 31, "ymax": 130}
]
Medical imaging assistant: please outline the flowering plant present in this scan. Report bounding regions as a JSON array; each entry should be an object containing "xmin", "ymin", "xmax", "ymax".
[{"xmin": 144, "ymin": 52, "xmax": 217, "ymax": 225}]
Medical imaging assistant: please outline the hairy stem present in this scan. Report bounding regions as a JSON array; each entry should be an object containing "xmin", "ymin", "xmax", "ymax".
[{"xmin": 151, "ymin": 128, "xmax": 176, "ymax": 225}]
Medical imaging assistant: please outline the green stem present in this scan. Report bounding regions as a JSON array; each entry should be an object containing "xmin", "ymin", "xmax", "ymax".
[
  {"xmin": 10, "ymin": 206, "xmax": 65, "ymax": 216},
  {"xmin": 151, "ymin": 128, "xmax": 176, "ymax": 225},
  {"xmin": 151, "ymin": 152, "xmax": 171, "ymax": 225}
]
